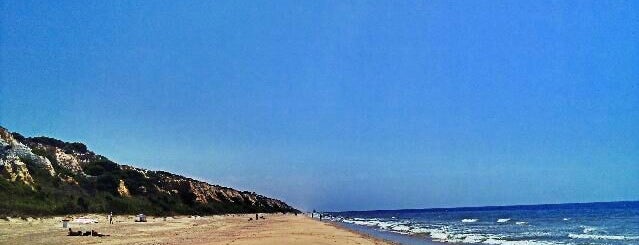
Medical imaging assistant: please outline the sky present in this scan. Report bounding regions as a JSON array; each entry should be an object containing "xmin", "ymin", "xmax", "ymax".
[{"xmin": 1, "ymin": 1, "xmax": 638, "ymax": 211}]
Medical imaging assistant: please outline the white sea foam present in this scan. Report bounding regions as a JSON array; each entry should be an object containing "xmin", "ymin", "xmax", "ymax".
[
  {"xmin": 419, "ymin": 230, "xmax": 565, "ymax": 245},
  {"xmin": 522, "ymin": 232, "xmax": 553, "ymax": 237},
  {"xmin": 515, "ymin": 221, "xmax": 527, "ymax": 225},
  {"xmin": 376, "ymin": 221, "xmax": 395, "ymax": 230},
  {"xmin": 581, "ymin": 226, "xmax": 597, "ymax": 234},
  {"xmin": 497, "ymin": 218, "xmax": 511, "ymax": 223},
  {"xmin": 483, "ymin": 238, "xmax": 562, "ymax": 245},
  {"xmin": 434, "ymin": 233, "xmax": 560, "ymax": 245},
  {"xmin": 341, "ymin": 218, "xmax": 380, "ymax": 227},
  {"xmin": 569, "ymin": 233, "xmax": 639, "ymax": 240},
  {"xmin": 414, "ymin": 227, "xmax": 452, "ymax": 241},
  {"xmin": 341, "ymin": 218, "xmax": 414, "ymax": 234},
  {"xmin": 425, "ymin": 229, "xmax": 489, "ymax": 243},
  {"xmin": 457, "ymin": 234, "xmax": 491, "ymax": 243},
  {"xmin": 390, "ymin": 224, "xmax": 412, "ymax": 232},
  {"xmin": 341, "ymin": 218, "xmax": 570, "ymax": 245},
  {"xmin": 562, "ymin": 218, "xmax": 570, "ymax": 221}
]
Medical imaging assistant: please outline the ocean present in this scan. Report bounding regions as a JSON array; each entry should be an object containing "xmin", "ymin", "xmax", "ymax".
[{"xmin": 326, "ymin": 201, "xmax": 639, "ymax": 245}]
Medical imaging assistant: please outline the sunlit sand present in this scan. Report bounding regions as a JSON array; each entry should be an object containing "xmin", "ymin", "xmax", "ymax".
[{"xmin": 0, "ymin": 214, "xmax": 390, "ymax": 245}]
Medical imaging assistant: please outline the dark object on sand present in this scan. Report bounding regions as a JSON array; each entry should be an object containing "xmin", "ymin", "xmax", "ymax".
[
  {"xmin": 67, "ymin": 228, "xmax": 110, "ymax": 237},
  {"xmin": 67, "ymin": 228, "xmax": 82, "ymax": 236},
  {"xmin": 248, "ymin": 218, "xmax": 253, "ymax": 221},
  {"xmin": 91, "ymin": 230, "xmax": 110, "ymax": 237},
  {"xmin": 135, "ymin": 214, "xmax": 147, "ymax": 222}
]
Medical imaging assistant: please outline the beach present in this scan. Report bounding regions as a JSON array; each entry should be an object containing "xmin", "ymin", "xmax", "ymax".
[{"xmin": 0, "ymin": 214, "xmax": 391, "ymax": 245}]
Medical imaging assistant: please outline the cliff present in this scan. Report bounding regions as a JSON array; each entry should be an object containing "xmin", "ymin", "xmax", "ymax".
[{"xmin": 0, "ymin": 126, "xmax": 296, "ymax": 216}]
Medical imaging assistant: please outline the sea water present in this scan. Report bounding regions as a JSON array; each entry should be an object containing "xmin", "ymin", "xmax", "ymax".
[{"xmin": 326, "ymin": 201, "xmax": 639, "ymax": 245}]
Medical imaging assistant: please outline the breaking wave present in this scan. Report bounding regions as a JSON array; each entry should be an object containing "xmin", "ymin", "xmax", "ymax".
[
  {"xmin": 330, "ymin": 202, "xmax": 639, "ymax": 245},
  {"xmin": 338, "ymin": 217, "xmax": 565, "ymax": 245},
  {"xmin": 568, "ymin": 233, "xmax": 639, "ymax": 240}
]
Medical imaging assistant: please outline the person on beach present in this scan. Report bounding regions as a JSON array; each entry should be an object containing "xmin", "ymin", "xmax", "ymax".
[
  {"xmin": 67, "ymin": 228, "xmax": 82, "ymax": 236},
  {"xmin": 108, "ymin": 212, "xmax": 113, "ymax": 224},
  {"xmin": 91, "ymin": 230, "xmax": 110, "ymax": 237}
]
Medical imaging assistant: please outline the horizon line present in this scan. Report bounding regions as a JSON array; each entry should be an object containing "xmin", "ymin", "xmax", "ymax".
[{"xmin": 327, "ymin": 199, "xmax": 639, "ymax": 213}]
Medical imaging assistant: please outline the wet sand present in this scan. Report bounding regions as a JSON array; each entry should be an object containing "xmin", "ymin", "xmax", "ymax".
[{"xmin": 0, "ymin": 214, "xmax": 392, "ymax": 244}]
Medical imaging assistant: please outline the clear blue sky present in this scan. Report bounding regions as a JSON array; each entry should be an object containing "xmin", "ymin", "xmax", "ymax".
[{"xmin": 1, "ymin": 1, "xmax": 638, "ymax": 211}]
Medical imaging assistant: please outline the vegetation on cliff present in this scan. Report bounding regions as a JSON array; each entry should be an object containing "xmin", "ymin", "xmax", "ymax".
[{"xmin": 0, "ymin": 126, "xmax": 297, "ymax": 216}]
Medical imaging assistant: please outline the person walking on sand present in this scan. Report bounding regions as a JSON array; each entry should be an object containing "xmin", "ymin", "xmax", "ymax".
[{"xmin": 108, "ymin": 212, "xmax": 113, "ymax": 224}]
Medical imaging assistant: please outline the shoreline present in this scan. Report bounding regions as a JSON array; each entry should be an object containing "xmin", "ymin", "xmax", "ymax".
[
  {"xmin": 325, "ymin": 221, "xmax": 399, "ymax": 244},
  {"xmin": 327, "ymin": 220, "xmax": 448, "ymax": 245}
]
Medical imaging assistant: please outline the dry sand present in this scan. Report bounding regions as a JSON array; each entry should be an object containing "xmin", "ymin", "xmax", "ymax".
[{"xmin": 0, "ymin": 214, "xmax": 392, "ymax": 245}]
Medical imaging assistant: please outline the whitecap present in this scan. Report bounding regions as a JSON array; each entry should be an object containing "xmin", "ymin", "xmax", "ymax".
[
  {"xmin": 483, "ymin": 238, "xmax": 562, "ymax": 245},
  {"xmin": 390, "ymin": 224, "xmax": 411, "ymax": 232},
  {"xmin": 462, "ymin": 218, "xmax": 478, "ymax": 223},
  {"xmin": 581, "ymin": 226, "xmax": 597, "ymax": 234},
  {"xmin": 515, "ymin": 221, "xmax": 527, "ymax": 225},
  {"xmin": 568, "ymin": 233, "xmax": 639, "ymax": 240},
  {"xmin": 522, "ymin": 231, "xmax": 552, "ymax": 237},
  {"xmin": 497, "ymin": 218, "xmax": 511, "ymax": 223},
  {"xmin": 457, "ymin": 233, "xmax": 489, "ymax": 243},
  {"xmin": 414, "ymin": 228, "xmax": 451, "ymax": 241},
  {"xmin": 341, "ymin": 218, "xmax": 380, "ymax": 227}
]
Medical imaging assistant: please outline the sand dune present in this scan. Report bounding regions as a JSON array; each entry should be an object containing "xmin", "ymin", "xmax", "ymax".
[{"xmin": 0, "ymin": 214, "xmax": 390, "ymax": 245}]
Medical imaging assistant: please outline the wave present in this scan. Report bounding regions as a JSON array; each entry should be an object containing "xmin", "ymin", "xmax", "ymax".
[
  {"xmin": 411, "ymin": 227, "xmax": 450, "ymax": 240},
  {"xmin": 339, "ymin": 215, "xmax": 639, "ymax": 245},
  {"xmin": 482, "ymin": 238, "xmax": 562, "ymax": 245},
  {"xmin": 339, "ymin": 217, "xmax": 562, "ymax": 245},
  {"xmin": 568, "ymin": 233, "xmax": 639, "ymax": 240},
  {"xmin": 428, "ymin": 232, "xmax": 560, "ymax": 245},
  {"xmin": 331, "ymin": 201, "xmax": 639, "ymax": 245},
  {"xmin": 390, "ymin": 224, "xmax": 412, "ymax": 233}
]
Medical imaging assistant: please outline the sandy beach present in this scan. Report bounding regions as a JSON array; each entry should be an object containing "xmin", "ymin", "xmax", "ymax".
[{"xmin": 0, "ymin": 214, "xmax": 391, "ymax": 245}]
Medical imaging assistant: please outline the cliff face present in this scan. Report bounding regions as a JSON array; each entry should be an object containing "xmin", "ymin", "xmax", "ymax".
[
  {"xmin": 0, "ymin": 129, "xmax": 56, "ymax": 188},
  {"xmin": 0, "ymin": 126, "xmax": 296, "ymax": 216}
]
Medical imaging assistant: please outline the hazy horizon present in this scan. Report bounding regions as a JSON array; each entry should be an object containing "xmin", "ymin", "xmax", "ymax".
[{"xmin": 2, "ymin": 1, "xmax": 638, "ymax": 211}]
